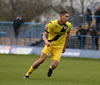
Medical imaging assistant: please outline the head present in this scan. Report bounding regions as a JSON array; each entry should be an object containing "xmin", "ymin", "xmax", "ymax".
[
  {"xmin": 98, "ymin": 6, "xmax": 100, "ymax": 11},
  {"xmin": 59, "ymin": 11, "xmax": 69, "ymax": 24},
  {"xmin": 17, "ymin": 13, "xmax": 21, "ymax": 17},
  {"xmin": 79, "ymin": 25, "xmax": 84, "ymax": 30},
  {"xmin": 79, "ymin": 25, "xmax": 82, "ymax": 29},
  {"xmin": 16, "ymin": 13, "xmax": 22, "ymax": 19}
]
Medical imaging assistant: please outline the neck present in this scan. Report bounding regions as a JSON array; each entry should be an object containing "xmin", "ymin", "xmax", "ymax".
[{"xmin": 58, "ymin": 20, "xmax": 65, "ymax": 25}]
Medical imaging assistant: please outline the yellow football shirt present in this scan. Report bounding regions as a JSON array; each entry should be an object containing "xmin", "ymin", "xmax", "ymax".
[{"xmin": 47, "ymin": 20, "xmax": 72, "ymax": 48}]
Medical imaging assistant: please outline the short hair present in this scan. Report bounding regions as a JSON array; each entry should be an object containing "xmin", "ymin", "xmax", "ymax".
[{"xmin": 60, "ymin": 11, "xmax": 69, "ymax": 15}]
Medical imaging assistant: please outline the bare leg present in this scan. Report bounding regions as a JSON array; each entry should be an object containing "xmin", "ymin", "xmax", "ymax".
[
  {"xmin": 50, "ymin": 60, "xmax": 58, "ymax": 69},
  {"xmin": 25, "ymin": 53, "xmax": 47, "ymax": 79},
  {"xmin": 48, "ymin": 60, "xmax": 59, "ymax": 77},
  {"xmin": 32, "ymin": 53, "xmax": 47, "ymax": 69}
]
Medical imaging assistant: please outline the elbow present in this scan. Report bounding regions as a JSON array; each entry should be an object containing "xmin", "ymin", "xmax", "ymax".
[{"xmin": 42, "ymin": 33, "xmax": 47, "ymax": 41}]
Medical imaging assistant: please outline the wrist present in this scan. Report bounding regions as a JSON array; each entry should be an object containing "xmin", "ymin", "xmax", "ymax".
[{"xmin": 45, "ymin": 40, "xmax": 49, "ymax": 43}]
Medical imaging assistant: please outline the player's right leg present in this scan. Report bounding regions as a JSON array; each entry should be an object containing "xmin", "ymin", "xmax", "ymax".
[
  {"xmin": 48, "ymin": 60, "xmax": 58, "ymax": 77},
  {"xmin": 47, "ymin": 47, "xmax": 63, "ymax": 77},
  {"xmin": 24, "ymin": 53, "xmax": 47, "ymax": 79}
]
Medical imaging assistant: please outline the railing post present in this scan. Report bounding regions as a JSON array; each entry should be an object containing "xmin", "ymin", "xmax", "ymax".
[
  {"xmin": 24, "ymin": 34, "xmax": 26, "ymax": 46},
  {"xmin": 80, "ymin": 35, "xmax": 83, "ymax": 49},
  {"xmin": 83, "ymin": 16, "xmax": 86, "ymax": 26},
  {"xmin": 4, "ymin": 33, "xmax": 7, "ymax": 45},
  {"xmin": 1, "ymin": 24, "xmax": 4, "ymax": 32},
  {"xmin": 69, "ymin": 36, "xmax": 71, "ymax": 48},
  {"xmin": 10, "ymin": 24, "xmax": 14, "ymax": 46},
  {"xmin": 29, "ymin": 31, "xmax": 31, "ymax": 46},
  {"xmin": 87, "ymin": 36, "xmax": 90, "ymax": 49},
  {"xmin": 93, "ymin": 36, "xmax": 96, "ymax": 49},
  {"xmin": 75, "ymin": 36, "xmax": 78, "ymax": 48}
]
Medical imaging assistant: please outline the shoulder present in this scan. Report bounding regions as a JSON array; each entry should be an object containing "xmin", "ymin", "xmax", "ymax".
[
  {"xmin": 66, "ymin": 22, "xmax": 72, "ymax": 29},
  {"xmin": 47, "ymin": 20, "xmax": 58, "ymax": 27},
  {"xmin": 49, "ymin": 20, "xmax": 58, "ymax": 24},
  {"xmin": 66, "ymin": 21, "xmax": 72, "ymax": 26}
]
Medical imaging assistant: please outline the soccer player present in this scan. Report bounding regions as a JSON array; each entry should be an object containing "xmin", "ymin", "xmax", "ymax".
[{"xmin": 24, "ymin": 11, "xmax": 72, "ymax": 79}]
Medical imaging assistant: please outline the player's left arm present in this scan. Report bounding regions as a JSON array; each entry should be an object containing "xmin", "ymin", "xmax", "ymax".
[
  {"xmin": 62, "ymin": 32, "xmax": 70, "ymax": 53},
  {"xmin": 62, "ymin": 23, "xmax": 72, "ymax": 53}
]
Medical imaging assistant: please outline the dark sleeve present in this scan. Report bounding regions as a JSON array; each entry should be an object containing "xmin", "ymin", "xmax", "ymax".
[
  {"xmin": 44, "ymin": 30, "xmax": 49, "ymax": 33},
  {"xmin": 20, "ymin": 19, "xmax": 24, "ymax": 24}
]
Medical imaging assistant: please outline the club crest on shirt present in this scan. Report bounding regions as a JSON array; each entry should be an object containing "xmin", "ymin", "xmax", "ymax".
[{"xmin": 64, "ymin": 25, "xmax": 68, "ymax": 29}]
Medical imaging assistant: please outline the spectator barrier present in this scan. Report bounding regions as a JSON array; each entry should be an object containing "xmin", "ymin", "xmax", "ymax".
[{"xmin": 0, "ymin": 15, "xmax": 100, "ymax": 50}]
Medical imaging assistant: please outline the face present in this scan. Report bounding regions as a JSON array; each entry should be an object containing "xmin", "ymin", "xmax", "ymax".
[{"xmin": 60, "ymin": 13, "xmax": 69, "ymax": 23}]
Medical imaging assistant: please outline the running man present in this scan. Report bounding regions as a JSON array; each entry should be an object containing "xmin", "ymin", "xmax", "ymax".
[{"xmin": 24, "ymin": 11, "xmax": 72, "ymax": 79}]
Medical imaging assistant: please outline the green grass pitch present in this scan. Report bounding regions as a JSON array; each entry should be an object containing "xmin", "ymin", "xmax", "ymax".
[{"xmin": 0, "ymin": 54, "xmax": 100, "ymax": 85}]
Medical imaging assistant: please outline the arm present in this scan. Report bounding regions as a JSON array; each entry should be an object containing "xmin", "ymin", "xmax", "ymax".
[
  {"xmin": 76, "ymin": 29, "xmax": 80, "ymax": 35},
  {"xmin": 43, "ymin": 27, "xmax": 51, "ymax": 47},
  {"xmin": 62, "ymin": 32, "xmax": 70, "ymax": 53}
]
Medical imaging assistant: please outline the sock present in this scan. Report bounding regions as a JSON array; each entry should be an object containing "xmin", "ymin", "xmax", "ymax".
[
  {"xmin": 26, "ymin": 66, "xmax": 35, "ymax": 76},
  {"xmin": 49, "ymin": 65, "xmax": 53, "ymax": 69}
]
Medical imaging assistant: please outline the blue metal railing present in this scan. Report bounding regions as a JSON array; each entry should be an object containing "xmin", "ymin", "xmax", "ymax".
[
  {"xmin": 68, "ymin": 35, "xmax": 100, "ymax": 50},
  {"xmin": 0, "ymin": 14, "xmax": 100, "ymax": 50},
  {"xmin": 0, "ymin": 21, "xmax": 45, "ymax": 46},
  {"xmin": 0, "ymin": 32, "xmax": 7, "ymax": 45}
]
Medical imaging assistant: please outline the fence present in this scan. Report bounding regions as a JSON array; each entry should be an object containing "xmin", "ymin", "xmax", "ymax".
[
  {"xmin": 0, "ymin": 21, "xmax": 44, "ymax": 46},
  {"xmin": 68, "ymin": 35, "xmax": 100, "ymax": 50},
  {"xmin": 0, "ymin": 14, "xmax": 100, "ymax": 50}
]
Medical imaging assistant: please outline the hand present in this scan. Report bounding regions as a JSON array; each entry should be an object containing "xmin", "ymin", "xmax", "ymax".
[
  {"xmin": 62, "ymin": 48, "xmax": 66, "ymax": 53},
  {"xmin": 45, "ymin": 41, "xmax": 51, "ymax": 47}
]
